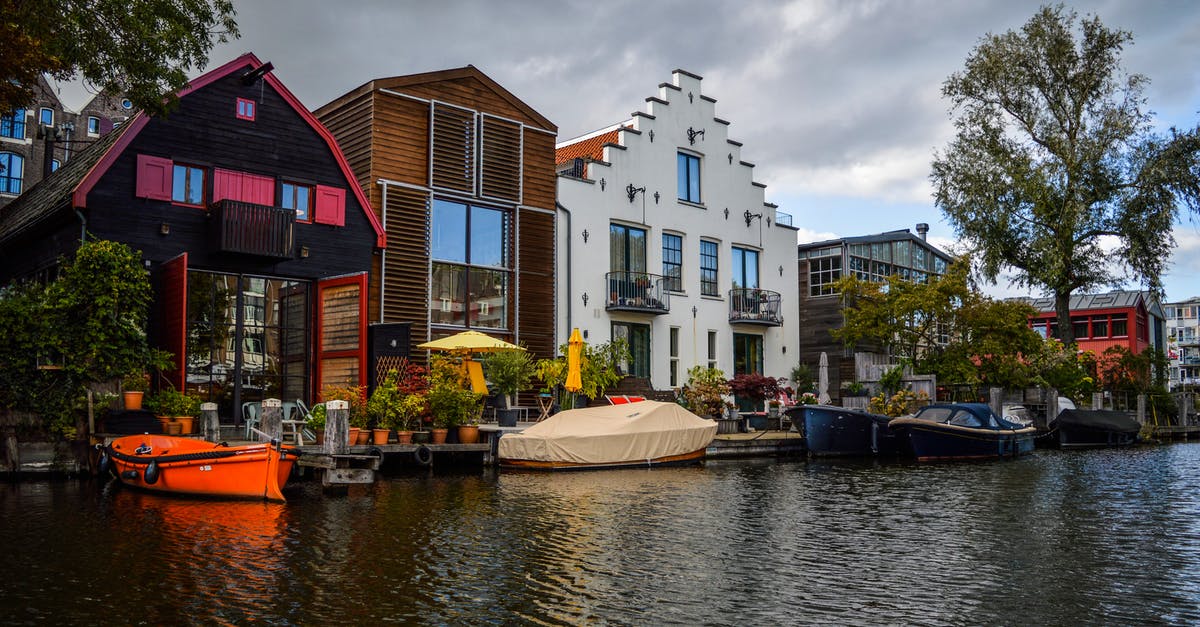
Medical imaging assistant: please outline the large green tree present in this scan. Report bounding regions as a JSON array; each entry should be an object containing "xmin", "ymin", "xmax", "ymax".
[
  {"xmin": 0, "ymin": 0, "xmax": 238, "ymax": 117},
  {"xmin": 931, "ymin": 4, "xmax": 1200, "ymax": 345}
]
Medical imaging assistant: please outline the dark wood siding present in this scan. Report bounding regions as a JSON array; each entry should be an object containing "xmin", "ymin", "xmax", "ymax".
[
  {"xmin": 522, "ymin": 130, "xmax": 556, "ymax": 211},
  {"xmin": 369, "ymin": 95, "xmax": 429, "ymax": 190},
  {"xmin": 397, "ymin": 76, "xmax": 531, "ymax": 125},
  {"xmin": 518, "ymin": 129, "xmax": 557, "ymax": 359},
  {"xmin": 316, "ymin": 92, "xmax": 373, "ymax": 197},
  {"xmin": 86, "ymin": 70, "xmax": 376, "ymax": 281},
  {"xmin": 381, "ymin": 187, "xmax": 430, "ymax": 347}
]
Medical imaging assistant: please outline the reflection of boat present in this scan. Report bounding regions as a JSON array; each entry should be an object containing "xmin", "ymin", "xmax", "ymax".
[
  {"xmin": 888, "ymin": 403, "xmax": 1036, "ymax": 462},
  {"xmin": 497, "ymin": 400, "xmax": 717, "ymax": 470},
  {"xmin": 1050, "ymin": 409, "xmax": 1140, "ymax": 449},
  {"xmin": 786, "ymin": 405, "xmax": 903, "ymax": 456},
  {"xmin": 103, "ymin": 434, "xmax": 299, "ymax": 501}
]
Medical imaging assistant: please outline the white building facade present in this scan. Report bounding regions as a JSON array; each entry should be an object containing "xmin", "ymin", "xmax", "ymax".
[
  {"xmin": 1164, "ymin": 297, "xmax": 1200, "ymax": 389},
  {"xmin": 555, "ymin": 69, "xmax": 800, "ymax": 391}
]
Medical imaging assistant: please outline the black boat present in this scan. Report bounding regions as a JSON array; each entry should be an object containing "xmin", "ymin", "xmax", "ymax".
[
  {"xmin": 1050, "ymin": 409, "xmax": 1141, "ymax": 449},
  {"xmin": 888, "ymin": 403, "xmax": 1036, "ymax": 462},
  {"xmin": 786, "ymin": 405, "xmax": 904, "ymax": 456}
]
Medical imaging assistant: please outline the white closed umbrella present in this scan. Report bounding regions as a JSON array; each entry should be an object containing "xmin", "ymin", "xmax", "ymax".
[{"xmin": 818, "ymin": 352, "xmax": 830, "ymax": 404}]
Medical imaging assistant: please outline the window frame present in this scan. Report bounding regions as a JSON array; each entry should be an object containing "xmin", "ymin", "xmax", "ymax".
[
  {"xmin": 86, "ymin": 116, "xmax": 100, "ymax": 136},
  {"xmin": 677, "ymin": 151, "xmax": 701, "ymax": 203},
  {"xmin": 281, "ymin": 181, "xmax": 313, "ymax": 222},
  {"xmin": 38, "ymin": 107, "xmax": 53, "ymax": 128},
  {"xmin": 731, "ymin": 246, "xmax": 760, "ymax": 290},
  {"xmin": 236, "ymin": 98, "xmax": 256, "ymax": 121},
  {"xmin": 700, "ymin": 239, "xmax": 719, "ymax": 297},
  {"xmin": 430, "ymin": 198, "xmax": 512, "ymax": 330},
  {"xmin": 171, "ymin": 163, "xmax": 207, "ymax": 207},
  {"xmin": 0, "ymin": 109, "xmax": 26, "ymax": 139},
  {"xmin": 0, "ymin": 151, "xmax": 24, "ymax": 194},
  {"xmin": 662, "ymin": 232, "xmax": 683, "ymax": 292}
]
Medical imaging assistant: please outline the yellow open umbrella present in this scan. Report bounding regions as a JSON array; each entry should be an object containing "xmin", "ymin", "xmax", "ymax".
[
  {"xmin": 565, "ymin": 328, "xmax": 583, "ymax": 393},
  {"xmin": 417, "ymin": 330, "xmax": 524, "ymax": 353}
]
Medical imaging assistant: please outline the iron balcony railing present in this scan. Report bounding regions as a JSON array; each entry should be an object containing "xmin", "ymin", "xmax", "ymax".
[
  {"xmin": 211, "ymin": 199, "xmax": 296, "ymax": 258},
  {"xmin": 728, "ymin": 287, "xmax": 783, "ymax": 326},
  {"xmin": 605, "ymin": 271, "xmax": 670, "ymax": 315}
]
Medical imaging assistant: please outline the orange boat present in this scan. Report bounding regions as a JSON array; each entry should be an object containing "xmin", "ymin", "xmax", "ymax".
[{"xmin": 101, "ymin": 434, "xmax": 300, "ymax": 501}]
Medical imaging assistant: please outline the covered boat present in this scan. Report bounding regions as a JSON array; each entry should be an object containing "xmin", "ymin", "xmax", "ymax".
[
  {"xmin": 497, "ymin": 400, "xmax": 718, "ymax": 470},
  {"xmin": 786, "ymin": 404, "xmax": 902, "ymax": 456},
  {"xmin": 102, "ymin": 434, "xmax": 300, "ymax": 501},
  {"xmin": 888, "ymin": 403, "xmax": 1036, "ymax": 462},
  {"xmin": 1050, "ymin": 409, "xmax": 1141, "ymax": 449}
]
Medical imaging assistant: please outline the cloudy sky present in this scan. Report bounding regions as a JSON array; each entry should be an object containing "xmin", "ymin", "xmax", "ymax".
[{"xmin": 57, "ymin": 0, "xmax": 1200, "ymax": 300}]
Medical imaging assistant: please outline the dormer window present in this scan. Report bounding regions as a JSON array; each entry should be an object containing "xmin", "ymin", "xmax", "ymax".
[{"xmin": 236, "ymin": 98, "xmax": 256, "ymax": 121}]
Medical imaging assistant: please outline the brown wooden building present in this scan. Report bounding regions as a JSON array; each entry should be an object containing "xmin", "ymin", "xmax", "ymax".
[{"xmin": 315, "ymin": 66, "xmax": 558, "ymax": 362}]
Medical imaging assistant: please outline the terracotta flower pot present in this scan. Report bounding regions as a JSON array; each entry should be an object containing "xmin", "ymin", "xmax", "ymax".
[
  {"xmin": 156, "ymin": 415, "xmax": 173, "ymax": 433},
  {"xmin": 395, "ymin": 430, "xmax": 413, "ymax": 444},
  {"xmin": 347, "ymin": 427, "xmax": 361, "ymax": 445},
  {"xmin": 457, "ymin": 425, "xmax": 480, "ymax": 444},
  {"xmin": 372, "ymin": 428, "xmax": 391, "ymax": 445},
  {"xmin": 123, "ymin": 391, "xmax": 144, "ymax": 411},
  {"xmin": 356, "ymin": 429, "xmax": 370, "ymax": 445},
  {"xmin": 430, "ymin": 428, "xmax": 449, "ymax": 444},
  {"xmin": 176, "ymin": 416, "xmax": 195, "ymax": 435},
  {"xmin": 165, "ymin": 421, "xmax": 182, "ymax": 435},
  {"xmin": 315, "ymin": 429, "xmax": 325, "ymax": 445}
]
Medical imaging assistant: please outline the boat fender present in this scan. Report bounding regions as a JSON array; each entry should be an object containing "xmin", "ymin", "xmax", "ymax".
[
  {"xmin": 144, "ymin": 460, "xmax": 160, "ymax": 485},
  {"xmin": 98, "ymin": 451, "xmax": 111, "ymax": 475},
  {"xmin": 413, "ymin": 445, "xmax": 433, "ymax": 466},
  {"xmin": 120, "ymin": 470, "xmax": 139, "ymax": 480}
]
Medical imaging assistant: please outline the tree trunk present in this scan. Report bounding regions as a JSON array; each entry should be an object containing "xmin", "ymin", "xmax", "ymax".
[{"xmin": 1055, "ymin": 290, "xmax": 1074, "ymax": 345}]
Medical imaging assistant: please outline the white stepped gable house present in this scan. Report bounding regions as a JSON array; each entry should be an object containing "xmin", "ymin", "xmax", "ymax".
[{"xmin": 555, "ymin": 69, "xmax": 800, "ymax": 391}]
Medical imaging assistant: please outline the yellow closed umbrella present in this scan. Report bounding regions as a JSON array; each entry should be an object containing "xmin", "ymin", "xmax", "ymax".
[{"xmin": 565, "ymin": 328, "xmax": 583, "ymax": 393}]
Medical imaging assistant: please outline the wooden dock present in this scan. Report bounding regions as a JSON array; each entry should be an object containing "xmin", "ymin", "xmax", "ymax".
[{"xmin": 707, "ymin": 430, "xmax": 805, "ymax": 458}]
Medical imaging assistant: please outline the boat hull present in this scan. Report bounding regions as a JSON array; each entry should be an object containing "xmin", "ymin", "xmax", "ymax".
[
  {"xmin": 1052, "ymin": 409, "xmax": 1141, "ymax": 449},
  {"xmin": 499, "ymin": 448, "xmax": 707, "ymax": 471},
  {"xmin": 105, "ymin": 435, "xmax": 298, "ymax": 501},
  {"xmin": 789, "ymin": 405, "xmax": 901, "ymax": 456},
  {"xmin": 889, "ymin": 419, "xmax": 1036, "ymax": 462}
]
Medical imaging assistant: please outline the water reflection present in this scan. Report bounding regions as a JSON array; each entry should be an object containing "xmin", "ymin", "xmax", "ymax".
[{"xmin": 0, "ymin": 448, "xmax": 1199, "ymax": 624}]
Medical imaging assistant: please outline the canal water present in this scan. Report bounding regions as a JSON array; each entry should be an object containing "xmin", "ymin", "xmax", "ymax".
[{"xmin": 2, "ymin": 444, "xmax": 1199, "ymax": 625}]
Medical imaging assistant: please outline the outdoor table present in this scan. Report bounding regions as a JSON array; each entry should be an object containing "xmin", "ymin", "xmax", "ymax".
[{"xmin": 536, "ymin": 394, "xmax": 553, "ymax": 421}]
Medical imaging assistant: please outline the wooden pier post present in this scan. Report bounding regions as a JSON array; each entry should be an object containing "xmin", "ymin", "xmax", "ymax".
[
  {"xmin": 324, "ymin": 400, "xmax": 349, "ymax": 455},
  {"xmin": 1092, "ymin": 392, "xmax": 1104, "ymax": 411},
  {"xmin": 200, "ymin": 402, "xmax": 220, "ymax": 442},
  {"xmin": 989, "ymin": 387, "xmax": 1002, "ymax": 417},
  {"xmin": 261, "ymin": 398, "xmax": 283, "ymax": 442},
  {"xmin": 1044, "ymin": 390, "xmax": 1059, "ymax": 428},
  {"xmin": 1137, "ymin": 395, "xmax": 1146, "ymax": 425}
]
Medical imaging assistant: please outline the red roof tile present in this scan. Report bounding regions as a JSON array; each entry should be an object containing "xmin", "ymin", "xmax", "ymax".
[{"xmin": 555, "ymin": 127, "xmax": 624, "ymax": 175}]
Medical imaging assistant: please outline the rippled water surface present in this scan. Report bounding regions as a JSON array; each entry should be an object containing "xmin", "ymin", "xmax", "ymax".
[{"xmin": 2, "ymin": 445, "xmax": 1200, "ymax": 625}]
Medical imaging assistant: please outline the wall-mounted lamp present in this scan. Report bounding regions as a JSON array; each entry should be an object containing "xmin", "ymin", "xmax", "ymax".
[
  {"xmin": 728, "ymin": 153, "xmax": 733, "ymax": 164},
  {"xmin": 687, "ymin": 127, "xmax": 705, "ymax": 145},
  {"xmin": 648, "ymin": 129, "xmax": 654, "ymax": 142},
  {"xmin": 240, "ymin": 61, "xmax": 275, "ymax": 85},
  {"xmin": 159, "ymin": 222, "xmax": 170, "ymax": 235},
  {"xmin": 778, "ymin": 265, "xmax": 784, "ymax": 276},
  {"xmin": 723, "ymin": 208, "xmax": 729, "ymax": 220},
  {"xmin": 582, "ymin": 229, "xmax": 589, "ymax": 243},
  {"xmin": 582, "ymin": 292, "xmax": 589, "ymax": 307},
  {"xmin": 300, "ymin": 246, "xmax": 310, "ymax": 258},
  {"xmin": 653, "ymin": 191, "xmax": 660, "ymax": 204},
  {"xmin": 692, "ymin": 305, "xmax": 698, "ymax": 318},
  {"xmin": 600, "ymin": 178, "xmax": 606, "ymax": 191},
  {"xmin": 744, "ymin": 210, "xmax": 763, "ymax": 227},
  {"xmin": 626, "ymin": 183, "xmax": 645, "ymax": 203}
]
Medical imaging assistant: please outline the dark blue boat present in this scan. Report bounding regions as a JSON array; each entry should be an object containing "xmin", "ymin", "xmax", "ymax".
[
  {"xmin": 786, "ymin": 405, "xmax": 903, "ymax": 456},
  {"xmin": 888, "ymin": 403, "xmax": 1036, "ymax": 462}
]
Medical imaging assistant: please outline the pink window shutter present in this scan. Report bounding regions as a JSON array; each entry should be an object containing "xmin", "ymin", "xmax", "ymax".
[
  {"xmin": 212, "ymin": 169, "xmax": 241, "ymax": 203},
  {"xmin": 314, "ymin": 185, "xmax": 346, "ymax": 226},
  {"xmin": 243, "ymin": 173, "xmax": 275, "ymax": 206},
  {"xmin": 135, "ymin": 155, "xmax": 173, "ymax": 200}
]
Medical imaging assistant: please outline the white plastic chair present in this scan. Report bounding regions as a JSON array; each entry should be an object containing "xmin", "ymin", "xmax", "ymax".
[{"xmin": 242, "ymin": 402, "xmax": 260, "ymax": 439}]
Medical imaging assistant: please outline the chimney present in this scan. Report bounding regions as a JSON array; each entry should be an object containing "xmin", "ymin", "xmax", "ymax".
[{"xmin": 916, "ymin": 223, "xmax": 929, "ymax": 240}]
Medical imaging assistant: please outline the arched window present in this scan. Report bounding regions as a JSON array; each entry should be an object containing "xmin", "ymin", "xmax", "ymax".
[{"xmin": 0, "ymin": 152, "xmax": 24, "ymax": 194}]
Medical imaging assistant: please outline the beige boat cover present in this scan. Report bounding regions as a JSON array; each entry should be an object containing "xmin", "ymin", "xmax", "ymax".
[{"xmin": 497, "ymin": 400, "xmax": 718, "ymax": 464}]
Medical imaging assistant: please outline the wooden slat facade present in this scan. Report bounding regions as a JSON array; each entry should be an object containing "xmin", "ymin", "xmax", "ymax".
[{"xmin": 315, "ymin": 67, "xmax": 558, "ymax": 362}]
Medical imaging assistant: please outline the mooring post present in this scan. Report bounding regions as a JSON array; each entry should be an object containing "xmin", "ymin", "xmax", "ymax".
[
  {"xmin": 201, "ymin": 402, "xmax": 220, "ymax": 442},
  {"xmin": 1043, "ymin": 389, "xmax": 1059, "ymax": 429},
  {"xmin": 1136, "ymin": 394, "xmax": 1146, "ymax": 425},
  {"xmin": 989, "ymin": 387, "xmax": 1002, "ymax": 417},
  {"xmin": 1092, "ymin": 392, "xmax": 1104, "ymax": 411},
  {"xmin": 261, "ymin": 398, "xmax": 283, "ymax": 442},
  {"xmin": 324, "ymin": 400, "xmax": 349, "ymax": 455}
]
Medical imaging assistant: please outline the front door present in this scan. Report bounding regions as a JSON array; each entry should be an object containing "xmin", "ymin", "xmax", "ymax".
[{"xmin": 612, "ymin": 322, "xmax": 651, "ymax": 379}]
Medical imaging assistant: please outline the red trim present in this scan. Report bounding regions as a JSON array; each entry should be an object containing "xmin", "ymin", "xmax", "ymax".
[
  {"xmin": 159, "ymin": 253, "xmax": 188, "ymax": 390},
  {"xmin": 73, "ymin": 52, "xmax": 388, "ymax": 250},
  {"xmin": 314, "ymin": 272, "xmax": 369, "ymax": 392},
  {"xmin": 236, "ymin": 98, "xmax": 256, "ymax": 121}
]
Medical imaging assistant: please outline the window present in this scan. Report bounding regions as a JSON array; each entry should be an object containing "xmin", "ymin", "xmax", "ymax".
[
  {"xmin": 0, "ymin": 152, "xmax": 24, "ymax": 194},
  {"xmin": 236, "ymin": 98, "xmax": 256, "ymax": 121},
  {"xmin": 610, "ymin": 224, "xmax": 647, "ymax": 274},
  {"xmin": 87, "ymin": 117, "xmax": 100, "ymax": 135},
  {"xmin": 38, "ymin": 108, "xmax": 53, "ymax": 127},
  {"xmin": 677, "ymin": 152, "xmax": 701, "ymax": 203},
  {"xmin": 281, "ymin": 182, "xmax": 312, "ymax": 221},
  {"xmin": 700, "ymin": 240, "xmax": 719, "ymax": 296},
  {"xmin": 669, "ymin": 327, "xmax": 680, "ymax": 387},
  {"xmin": 731, "ymin": 247, "xmax": 760, "ymax": 290},
  {"xmin": 810, "ymin": 254, "xmax": 842, "ymax": 296},
  {"xmin": 1091, "ymin": 316, "xmax": 1109, "ymax": 339},
  {"xmin": 733, "ymin": 333, "xmax": 764, "ymax": 375},
  {"xmin": 612, "ymin": 322, "xmax": 650, "ymax": 378},
  {"xmin": 707, "ymin": 331, "xmax": 718, "ymax": 370},
  {"xmin": 1111, "ymin": 315, "xmax": 1128, "ymax": 337},
  {"xmin": 172, "ymin": 164, "xmax": 205, "ymax": 205},
  {"xmin": 50, "ymin": 159, "xmax": 60, "ymax": 172},
  {"xmin": 662, "ymin": 233, "xmax": 683, "ymax": 292},
  {"xmin": 1072, "ymin": 317, "xmax": 1089, "ymax": 339},
  {"xmin": 1, "ymin": 109, "xmax": 25, "ymax": 139},
  {"xmin": 430, "ymin": 199, "xmax": 510, "ymax": 329}
]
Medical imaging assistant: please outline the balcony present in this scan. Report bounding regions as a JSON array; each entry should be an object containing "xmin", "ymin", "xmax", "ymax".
[
  {"xmin": 605, "ymin": 271, "xmax": 670, "ymax": 315},
  {"xmin": 728, "ymin": 287, "xmax": 783, "ymax": 326},
  {"xmin": 210, "ymin": 199, "xmax": 295, "ymax": 258}
]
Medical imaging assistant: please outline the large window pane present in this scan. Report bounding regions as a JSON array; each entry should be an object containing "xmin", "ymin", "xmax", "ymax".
[
  {"xmin": 469, "ymin": 268, "xmax": 507, "ymax": 328},
  {"xmin": 610, "ymin": 224, "xmax": 647, "ymax": 273},
  {"xmin": 470, "ymin": 205, "xmax": 506, "ymax": 267},
  {"xmin": 432, "ymin": 199, "xmax": 467, "ymax": 263},
  {"xmin": 700, "ymin": 240, "xmax": 719, "ymax": 296},
  {"xmin": 663, "ymin": 233, "xmax": 682, "ymax": 291},
  {"xmin": 677, "ymin": 152, "xmax": 701, "ymax": 203},
  {"xmin": 431, "ymin": 263, "xmax": 467, "ymax": 326}
]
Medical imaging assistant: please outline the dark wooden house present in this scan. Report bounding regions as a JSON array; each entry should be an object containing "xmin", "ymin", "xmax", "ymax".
[
  {"xmin": 314, "ymin": 66, "xmax": 558, "ymax": 364},
  {"xmin": 0, "ymin": 53, "xmax": 386, "ymax": 423}
]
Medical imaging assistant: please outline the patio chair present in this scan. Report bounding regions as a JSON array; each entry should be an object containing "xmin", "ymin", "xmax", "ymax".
[{"xmin": 242, "ymin": 402, "xmax": 260, "ymax": 439}]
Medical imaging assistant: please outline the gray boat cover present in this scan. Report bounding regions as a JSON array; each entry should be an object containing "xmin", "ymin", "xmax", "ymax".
[
  {"xmin": 1053, "ymin": 409, "xmax": 1141, "ymax": 434},
  {"xmin": 497, "ymin": 400, "xmax": 718, "ymax": 464}
]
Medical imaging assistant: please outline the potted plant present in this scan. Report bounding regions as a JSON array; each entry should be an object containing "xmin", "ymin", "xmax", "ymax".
[
  {"xmin": 427, "ymin": 354, "xmax": 483, "ymax": 443},
  {"xmin": 841, "ymin": 380, "xmax": 867, "ymax": 397},
  {"xmin": 728, "ymin": 373, "xmax": 782, "ymax": 413},
  {"xmin": 308, "ymin": 403, "xmax": 327, "ymax": 445},
  {"xmin": 367, "ymin": 370, "xmax": 403, "ymax": 445},
  {"xmin": 534, "ymin": 338, "xmax": 630, "ymax": 409},
  {"xmin": 682, "ymin": 366, "xmax": 734, "ymax": 429},
  {"xmin": 122, "ymin": 372, "xmax": 149, "ymax": 411},
  {"xmin": 144, "ymin": 388, "xmax": 200, "ymax": 434},
  {"xmin": 323, "ymin": 383, "xmax": 367, "ymax": 445},
  {"xmin": 484, "ymin": 348, "xmax": 535, "ymax": 408}
]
